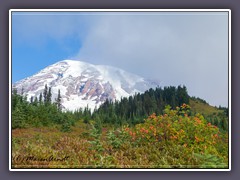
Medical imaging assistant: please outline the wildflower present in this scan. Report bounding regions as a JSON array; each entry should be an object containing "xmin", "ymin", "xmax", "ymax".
[
  {"xmin": 194, "ymin": 117, "xmax": 201, "ymax": 124},
  {"xmin": 140, "ymin": 128, "xmax": 145, "ymax": 133},
  {"xmin": 132, "ymin": 133, "xmax": 136, "ymax": 140},
  {"xmin": 180, "ymin": 129, "xmax": 184, "ymax": 133},
  {"xmin": 148, "ymin": 113, "xmax": 157, "ymax": 120},
  {"xmin": 195, "ymin": 136, "xmax": 200, "ymax": 142},
  {"xmin": 129, "ymin": 131, "xmax": 133, "ymax": 136}
]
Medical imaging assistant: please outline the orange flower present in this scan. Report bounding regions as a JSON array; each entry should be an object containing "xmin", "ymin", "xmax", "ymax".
[
  {"xmin": 194, "ymin": 117, "xmax": 201, "ymax": 124},
  {"xmin": 170, "ymin": 135, "xmax": 177, "ymax": 140},
  {"xmin": 149, "ymin": 113, "xmax": 156, "ymax": 120},
  {"xmin": 195, "ymin": 136, "xmax": 200, "ymax": 142},
  {"xmin": 140, "ymin": 128, "xmax": 145, "ymax": 133}
]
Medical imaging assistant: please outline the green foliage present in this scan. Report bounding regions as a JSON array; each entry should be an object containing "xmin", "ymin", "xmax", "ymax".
[
  {"xmin": 106, "ymin": 130, "xmax": 125, "ymax": 149},
  {"xmin": 12, "ymin": 104, "xmax": 228, "ymax": 168},
  {"xmin": 11, "ymin": 86, "xmax": 79, "ymax": 130},
  {"xmin": 194, "ymin": 153, "xmax": 227, "ymax": 168},
  {"xmin": 12, "ymin": 105, "xmax": 27, "ymax": 129},
  {"xmin": 94, "ymin": 116, "xmax": 103, "ymax": 134},
  {"xmin": 89, "ymin": 124, "xmax": 104, "ymax": 152},
  {"xmin": 190, "ymin": 98, "xmax": 228, "ymax": 131},
  {"xmin": 93, "ymin": 85, "xmax": 190, "ymax": 126},
  {"xmin": 60, "ymin": 121, "xmax": 72, "ymax": 132},
  {"xmin": 55, "ymin": 89, "xmax": 62, "ymax": 111},
  {"xmin": 11, "ymin": 84, "xmax": 228, "ymax": 169},
  {"xmin": 119, "ymin": 104, "xmax": 228, "ymax": 167}
]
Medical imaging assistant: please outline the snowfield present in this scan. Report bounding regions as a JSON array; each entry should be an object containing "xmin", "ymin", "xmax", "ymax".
[{"xmin": 13, "ymin": 60, "xmax": 159, "ymax": 111}]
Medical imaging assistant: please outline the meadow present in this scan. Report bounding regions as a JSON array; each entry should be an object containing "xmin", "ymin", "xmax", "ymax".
[{"xmin": 12, "ymin": 104, "xmax": 228, "ymax": 169}]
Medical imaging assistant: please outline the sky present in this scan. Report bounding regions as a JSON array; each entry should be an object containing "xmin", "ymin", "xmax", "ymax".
[{"xmin": 11, "ymin": 11, "xmax": 229, "ymax": 107}]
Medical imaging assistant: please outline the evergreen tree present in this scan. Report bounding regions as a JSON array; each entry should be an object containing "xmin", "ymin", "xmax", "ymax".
[
  {"xmin": 12, "ymin": 88, "xmax": 20, "ymax": 111},
  {"xmin": 43, "ymin": 84, "xmax": 48, "ymax": 104},
  {"xmin": 33, "ymin": 97, "xmax": 38, "ymax": 106},
  {"xmin": 12, "ymin": 102, "xmax": 26, "ymax": 129},
  {"xmin": 47, "ymin": 87, "xmax": 52, "ymax": 104},
  {"xmin": 56, "ymin": 89, "xmax": 62, "ymax": 111},
  {"xmin": 30, "ymin": 96, "xmax": 34, "ymax": 104},
  {"xmin": 92, "ymin": 85, "xmax": 192, "ymax": 126},
  {"xmin": 39, "ymin": 93, "xmax": 43, "ymax": 104}
]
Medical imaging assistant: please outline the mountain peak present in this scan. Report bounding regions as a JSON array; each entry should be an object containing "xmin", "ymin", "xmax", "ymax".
[{"xmin": 13, "ymin": 60, "xmax": 160, "ymax": 111}]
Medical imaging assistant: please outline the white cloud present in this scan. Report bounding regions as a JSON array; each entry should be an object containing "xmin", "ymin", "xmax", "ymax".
[
  {"xmin": 74, "ymin": 13, "xmax": 229, "ymax": 107},
  {"xmin": 13, "ymin": 12, "xmax": 229, "ymax": 107}
]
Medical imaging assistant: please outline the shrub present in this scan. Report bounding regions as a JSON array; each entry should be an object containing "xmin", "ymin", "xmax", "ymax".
[{"xmin": 120, "ymin": 104, "xmax": 228, "ymax": 167}]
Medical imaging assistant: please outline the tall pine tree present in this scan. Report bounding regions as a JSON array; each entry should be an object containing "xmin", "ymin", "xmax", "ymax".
[
  {"xmin": 43, "ymin": 84, "xmax": 48, "ymax": 104},
  {"xmin": 56, "ymin": 89, "xmax": 62, "ymax": 111}
]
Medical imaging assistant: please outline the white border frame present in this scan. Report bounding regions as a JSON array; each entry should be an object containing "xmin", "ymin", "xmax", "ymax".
[{"xmin": 9, "ymin": 9, "xmax": 231, "ymax": 171}]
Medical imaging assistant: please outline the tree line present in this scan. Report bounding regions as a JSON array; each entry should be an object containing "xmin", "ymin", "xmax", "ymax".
[
  {"xmin": 91, "ymin": 85, "xmax": 190, "ymax": 126},
  {"xmin": 12, "ymin": 84, "xmax": 228, "ymax": 132},
  {"xmin": 12, "ymin": 84, "xmax": 81, "ymax": 132}
]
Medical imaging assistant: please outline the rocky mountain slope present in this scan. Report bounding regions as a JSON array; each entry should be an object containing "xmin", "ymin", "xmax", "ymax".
[{"xmin": 13, "ymin": 60, "xmax": 159, "ymax": 111}]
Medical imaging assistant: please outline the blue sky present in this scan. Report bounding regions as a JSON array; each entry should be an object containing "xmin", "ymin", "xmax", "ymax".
[
  {"xmin": 11, "ymin": 11, "xmax": 229, "ymax": 107},
  {"xmin": 12, "ymin": 13, "xmax": 85, "ymax": 83}
]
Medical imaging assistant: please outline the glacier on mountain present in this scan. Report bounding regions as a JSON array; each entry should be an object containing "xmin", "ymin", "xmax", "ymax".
[{"xmin": 13, "ymin": 60, "xmax": 159, "ymax": 111}]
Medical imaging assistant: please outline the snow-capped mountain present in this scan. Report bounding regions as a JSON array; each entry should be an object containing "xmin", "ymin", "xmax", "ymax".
[{"xmin": 13, "ymin": 60, "xmax": 159, "ymax": 111}]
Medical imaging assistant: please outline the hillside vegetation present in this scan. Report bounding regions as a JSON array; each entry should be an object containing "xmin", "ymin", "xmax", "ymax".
[
  {"xmin": 189, "ymin": 98, "xmax": 228, "ymax": 132},
  {"xmin": 11, "ymin": 85, "xmax": 229, "ymax": 169},
  {"xmin": 190, "ymin": 98, "xmax": 222, "ymax": 116}
]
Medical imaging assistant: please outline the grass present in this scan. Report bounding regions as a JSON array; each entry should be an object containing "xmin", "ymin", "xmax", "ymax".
[
  {"xmin": 11, "ymin": 115, "xmax": 228, "ymax": 169},
  {"xmin": 189, "ymin": 99, "xmax": 223, "ymax": 116}
]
